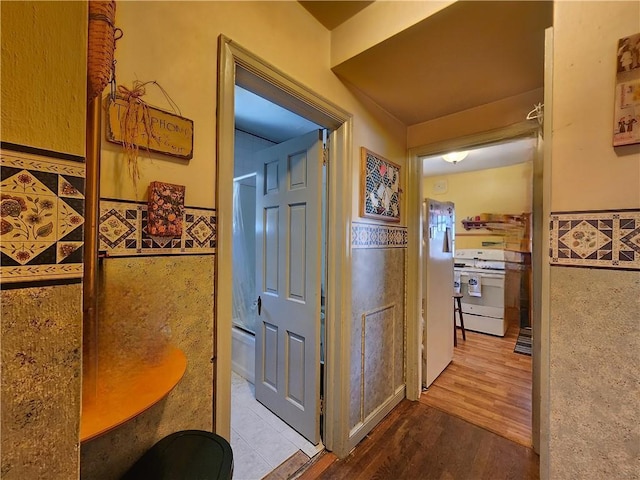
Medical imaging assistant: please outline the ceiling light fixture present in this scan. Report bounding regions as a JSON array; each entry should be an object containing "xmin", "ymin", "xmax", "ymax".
[{"xmin": 442, "ymin": 151, "xmax": 468, "ymax": 164}]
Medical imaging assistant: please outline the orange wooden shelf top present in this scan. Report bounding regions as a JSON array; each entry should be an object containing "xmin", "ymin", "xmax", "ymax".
[{"xmin": 80, "ymin": 347, "xmax": 187, "ymax": 442}]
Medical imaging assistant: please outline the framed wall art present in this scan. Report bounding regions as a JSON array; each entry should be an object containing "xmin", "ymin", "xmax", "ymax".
[
  {"xmin": 613, "ymin": 32, "xmax": 640, "ymax": 146},
  {"xmin": 147, "ymin": 181, "xmax": 185, "ymax": 237},
  {"xmin": 360, "ymin": 147, "xmax": 401, "ymax": 223}
]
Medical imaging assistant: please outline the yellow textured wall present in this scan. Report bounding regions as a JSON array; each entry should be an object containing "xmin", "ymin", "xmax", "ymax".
[
  {"xmin": 80, "ymin": 256, "xmax": 214, "ymax": 480},
  {"xmin": 548, "ymin": 2, "xmax": 640, "ymax": 479},
  {"xmin": 0, "ymin": 2, "xmax": 87, "ymax": 479},
  {"xmin": 1, "ymin": 286, "xmax": 83, "ymax": 480},
  {"xmin": 100, "ymin": 1, "xmax": 406, "ymax": 213},
  {"xmin": 1, "ymin": 1, "xmax": 87, "ymax": 155},
  {"xmin": 423, "ymin": 162, "xmax": 533, "ymax": 250},
  {"xmin": 551, "ymin": 2, "xmax": 640, "ymax": 211}
]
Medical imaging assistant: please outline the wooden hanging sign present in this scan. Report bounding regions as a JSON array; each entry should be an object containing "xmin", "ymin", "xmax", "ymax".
[{"xmin": 106, "ymin": 97, "xmax": 194, "ymax": 160}]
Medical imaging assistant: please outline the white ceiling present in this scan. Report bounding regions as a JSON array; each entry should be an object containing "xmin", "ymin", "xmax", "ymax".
[
  {"xmin": 234, "ymin": 85, "xmax": 321, "ymax": 143},
  {"xmin": 422, "ymin": 136, "xmax": 536, "ymax": 177}
]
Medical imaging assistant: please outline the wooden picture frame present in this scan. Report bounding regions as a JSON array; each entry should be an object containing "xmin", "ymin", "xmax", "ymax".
[{"xmin": 360, "ymin": 147, "xmax": 401, "ymax": 223}]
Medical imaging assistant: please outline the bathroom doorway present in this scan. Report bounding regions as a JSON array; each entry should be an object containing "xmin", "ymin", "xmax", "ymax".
[
  {"xmin": 216, "ymin": 35, "xmax": 355, "ymax": 470},
  {"xmin": 229, "ymin": 86, "xmax": 326, "ymax": 478}
]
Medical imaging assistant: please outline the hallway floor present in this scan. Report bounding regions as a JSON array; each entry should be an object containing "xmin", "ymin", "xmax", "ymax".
[
  {"xmin": 298, "ymin": 399, "xmax": 539, "ymax": 480},
  {"xmin": 231, "ymin": 372, "xmax": 324, "ymax": 480},
  {"xmin": 296, "ymin": 321, "xmax": 537, "ymax": 480},
  {"xmin": 420, "ymin": 321, "xmax": 533, "ymax": 446}
]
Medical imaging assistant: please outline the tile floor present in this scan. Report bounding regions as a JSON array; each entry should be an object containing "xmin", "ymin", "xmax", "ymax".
[{"xmin": 231, "ymin": 372, "xmax": 324, "ymax": 480}]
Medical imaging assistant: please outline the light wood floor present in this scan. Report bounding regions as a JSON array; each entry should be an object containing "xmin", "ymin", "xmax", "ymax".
[{"xmin": 420, "ymin": 321, "xmax": 533, "ymax": 447}]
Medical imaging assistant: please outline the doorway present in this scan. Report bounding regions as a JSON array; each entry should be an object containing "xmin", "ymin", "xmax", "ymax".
[
  {"xmin": 419, "ymin": 136, "xmax": 536, "ymax": 447},
  {"xmin": 229, "ymin": 86, "xmax": 326, "ymax": 478},
  {"xmin": 405, "ymin": 119, "xmax": 545, "ymax": 445},
  {"xmin": 215, "ymin": 35, "xmax": 355, "ymax": 461}
]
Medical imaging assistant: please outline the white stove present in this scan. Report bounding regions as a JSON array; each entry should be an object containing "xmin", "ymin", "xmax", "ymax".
[{"xmin": 454, "ymin": 249, "xmax": 507, "ymax": 336}]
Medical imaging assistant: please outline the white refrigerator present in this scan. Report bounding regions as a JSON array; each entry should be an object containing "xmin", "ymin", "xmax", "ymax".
[{"xmin": 422, "ymin": 198, "xmax": 455, "ymax": 388}]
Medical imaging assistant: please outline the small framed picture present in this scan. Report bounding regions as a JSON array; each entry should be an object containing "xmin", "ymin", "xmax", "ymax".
[
  {"xmin": 613, "ymin": 32, "xmax": 640, "ymax": 147},
  {"xmin": 360, "ymin": 148, "xmax": 401, "ymax": 223},
  {"xmin": 147, "ymin": 181, "xmax": 185, "ymax": 237}
]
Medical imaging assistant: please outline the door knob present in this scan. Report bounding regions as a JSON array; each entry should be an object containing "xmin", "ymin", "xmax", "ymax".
[{"xmin": 257, "ymin": 296, "xmax": 262, "ymax": 316}]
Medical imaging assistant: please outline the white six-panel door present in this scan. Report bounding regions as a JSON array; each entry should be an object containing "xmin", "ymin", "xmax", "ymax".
[{"xmin": 254, "ymin": 130, "xmax": 323, "ymax": 444}]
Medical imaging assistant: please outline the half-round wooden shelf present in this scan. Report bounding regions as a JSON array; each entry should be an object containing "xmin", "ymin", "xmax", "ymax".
[{"xmin": 80, "ymin": 347, "xmax": 187, "ymax": 442}]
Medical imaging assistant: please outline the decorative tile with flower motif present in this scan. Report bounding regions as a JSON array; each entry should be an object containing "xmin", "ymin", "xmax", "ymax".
[
  {"xmin": 99, "ymin": 198, "xmax": 215, "ymax": 256},
  {"xmin": 550, "ymin": 210, "xmax": 640, "ymax": 270},
  {"xmin": 1, "ymin": 145, "xmax": 85, "ymax": 284},
  {"xmin": 147, "ymin": 181, "xmax": 185, "ymax": 237},
  {"xmin": 352, "ymin": 222, "xmax": 408, "ymax": 249},
  {"xmin": 99, "ymin": 200, "xmax": 139, "ymax": 252}
]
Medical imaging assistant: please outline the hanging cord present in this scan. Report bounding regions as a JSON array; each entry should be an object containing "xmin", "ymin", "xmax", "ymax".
[{"xmin": 144, "ymin": 80, "xmax": 182, "ymax": 117}]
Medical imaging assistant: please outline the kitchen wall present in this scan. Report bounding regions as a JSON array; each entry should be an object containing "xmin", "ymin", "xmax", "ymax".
[
  {"xmin": 0, "ymin": 2, "xmax": 87, "ymax": 479},
  {"xmin": 549, "ymin": 2, "xmax": 640, "ymax": 479},
  {"xmin": 423, "ymin": 162, "xmax": 533, "ymax": 250}
]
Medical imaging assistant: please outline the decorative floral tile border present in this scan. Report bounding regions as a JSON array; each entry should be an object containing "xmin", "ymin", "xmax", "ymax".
[
  {"xmin": 550, "ymin": 209, "xmax": 640, "ymax": 270},
  {"xmin": 99, "ymin": 198, "xmax": 216, "ymax": 256},
  {"xmin": 352, "ymin": 222, "xmax": 407, "ymax": 249},
  {"xmin": 1, "ymin": 144, "xmax": 85, "ymax": 284}
]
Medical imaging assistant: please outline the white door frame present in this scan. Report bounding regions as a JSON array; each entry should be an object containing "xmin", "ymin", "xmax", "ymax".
[{"xmin": 215, "ymin": 35, "xmax": 354, "ymax": 457}]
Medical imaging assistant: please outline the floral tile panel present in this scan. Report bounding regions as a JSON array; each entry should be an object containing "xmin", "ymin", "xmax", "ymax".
[
  {"xmin": 0, "ymin": 146, "xmax": 85, "ymax": 284},
  {"xmin": 99, "ymin": 198, "xmax": 215, "ymax": 256},
  {"xmin": 550, "ymin": 210, "xmax": 640, "ymax": 270},
  {"xmin": 352, "ymin": 222, "xmax": 408, "ymax": 249},
  {"xmin": 99, "ymin": 200, "xmax": 140, "ymax": 254},
  {"xmin": 147, "ymin": 181, "xmax": 185, "ymax": 237}
]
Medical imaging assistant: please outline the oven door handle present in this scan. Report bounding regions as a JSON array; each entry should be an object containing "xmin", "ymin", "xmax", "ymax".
[{"xmin": 458, "ymin": 272, "xmax": 505, "ymax": 280}]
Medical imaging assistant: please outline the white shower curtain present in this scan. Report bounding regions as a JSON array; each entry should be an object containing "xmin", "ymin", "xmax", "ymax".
[{"xmin": 232, "ymin": 181, "xmax": 257, "ymax": 333}]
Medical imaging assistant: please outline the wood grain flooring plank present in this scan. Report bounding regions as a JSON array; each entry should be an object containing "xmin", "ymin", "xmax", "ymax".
[
  {"xmin": 310, "ymin": 400, "xmax": 538, "ymax": 480},
  {"xmin": 421, "ymin": 321, "xmax": 533, "ymax": 447}
]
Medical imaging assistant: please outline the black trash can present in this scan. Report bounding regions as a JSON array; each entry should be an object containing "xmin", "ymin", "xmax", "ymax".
[{"xmin": 121, "ymin": 430, "xmax": 233, "ymax": 480}]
